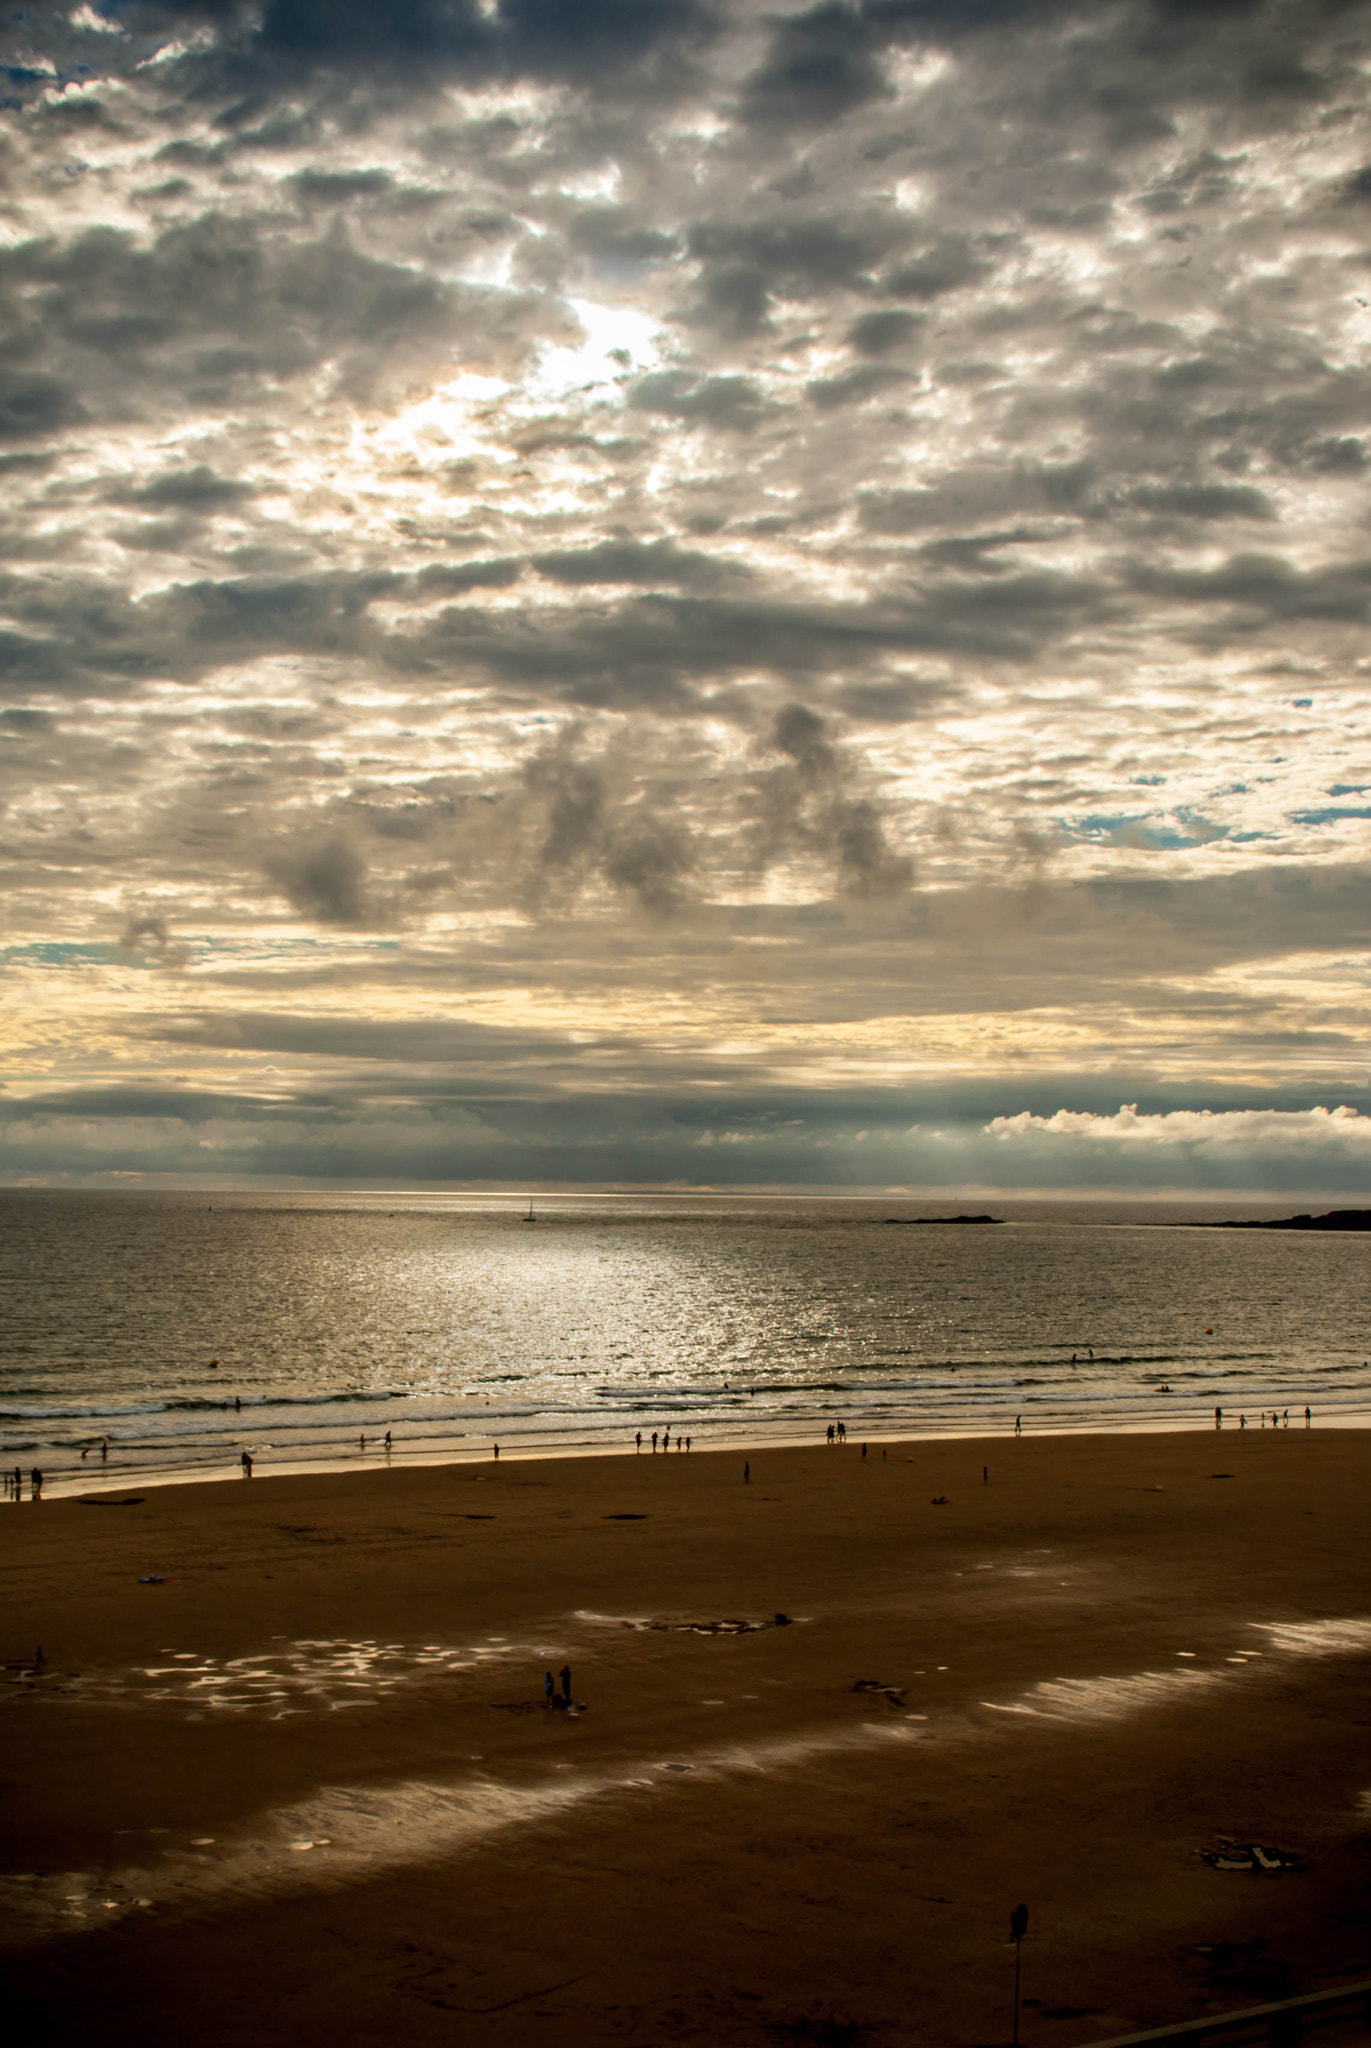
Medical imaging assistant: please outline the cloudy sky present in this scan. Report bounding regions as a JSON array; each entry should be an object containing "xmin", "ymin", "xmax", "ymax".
[{"xmin": 3, "ymin": 0, "xmax": 1371, "ymax": 1194}]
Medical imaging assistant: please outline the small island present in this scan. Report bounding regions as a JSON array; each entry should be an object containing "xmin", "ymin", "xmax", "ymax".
[{"xmin": 883, "ymin": 1213, "xmax": 1003, "ymax": 1226}]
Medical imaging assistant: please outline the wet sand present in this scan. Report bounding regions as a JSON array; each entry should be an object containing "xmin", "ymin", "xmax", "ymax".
[{"xmin": 6, "ymin": 1428, "xmax": 1371, "ymax": 2046}]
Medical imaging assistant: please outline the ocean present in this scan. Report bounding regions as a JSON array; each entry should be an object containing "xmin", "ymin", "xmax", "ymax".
[{"xmin": 2, "ymin": 1190, "xmax": 1368, "ymax": 1490}]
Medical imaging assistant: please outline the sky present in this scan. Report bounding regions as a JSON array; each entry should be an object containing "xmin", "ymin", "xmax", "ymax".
[{"xmin": 3, "ymin": 0, "xmax": 1371, "ymax": 1196}]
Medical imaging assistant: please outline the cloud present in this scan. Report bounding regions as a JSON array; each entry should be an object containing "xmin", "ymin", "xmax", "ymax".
[
  {"xmin": 989, "ymin": 1103, "xmax": 1371, "ymax": 1153},
  {"xmin": 4, "ymin": 0, "xmax": 1371, "ymax": 1188},
  {"xmin": 263, "ymin": 835, "xmax": 371, "ymax": 924}
]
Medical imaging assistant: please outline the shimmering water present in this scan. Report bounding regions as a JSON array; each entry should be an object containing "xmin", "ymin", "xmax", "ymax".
[{"xmin": 2, "ymin": 1190, "xmax": 1369, "ymax": 1487}]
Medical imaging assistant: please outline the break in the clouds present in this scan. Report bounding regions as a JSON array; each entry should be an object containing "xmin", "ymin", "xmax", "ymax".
[{"xmin": 3, "ymin": 0, "xmax": 1371, "ymax": 1193}]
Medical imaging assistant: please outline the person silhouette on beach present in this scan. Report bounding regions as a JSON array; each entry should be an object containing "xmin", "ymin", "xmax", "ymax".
[
  {"xmin": 31, "ymin": 1468, "xmax": 42, "ymax": 1498},
  {"xmin": 651, "ymin": 1432, "xmax": 658, "ymax": 1454},
  {"xmin": 1305, "ymin": 1406, "xmax": 1312, "ymax": 1427},
  {"xmin": 1015, "ymin": 1415, "xmax": 1022, "ymax": 1437},
  {"xmin": 862, "ymin": 1443, "xmax": 867, "ymax": 1460},
  {"xmin": 1215, "ymin": 1406, "xmax": 1222, "ymax": 1429},
  {"xmin": 744, "ymin": 1460, "xmax": 750, "ymax": 1484},
  {"xmin": 1240, "ymin": 1414, "xmax": 1246, "ymax": 1429},
  {"xmin": 101, "ymin": 1440, "xmax": 108, "ymax": 1461},
  {"xmin": 544, "ymin": 1670, "xmax": 554, "ymax": 1706},
  {"xmin": 636, "ymin": 1432, "xmax": 642, "ymax": 1453},
  {"xmin": 686, "ymin": 1436, "xmax": 691, "ymax": 1453},
  {"xmin": 826, "ymin": 1424, "xmax": 834, "ymax": 1445},
  {"xmin": 384, "ymin": 1431, "xmax": 392, "ymax": 1451},
  {"xmin": 494, "ymin": 1444, "xmax": 500, "ymax": 1462},
  {"xmin": 559, "ymin": 1664, "xmax": 571, "ymax": 1703}
]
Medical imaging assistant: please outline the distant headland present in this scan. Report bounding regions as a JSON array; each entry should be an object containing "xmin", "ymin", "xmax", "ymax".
[
  {"xmin": 883, "ymin": 1213, "xmax": 1003, "ymax": 1226},
  {"xmin": 1205, "ymin": 1209, "xmax": 1371, "ymax": 1232}
]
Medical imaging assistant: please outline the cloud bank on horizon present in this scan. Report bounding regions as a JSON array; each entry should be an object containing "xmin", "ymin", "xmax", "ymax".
[{"xmin": 3, "ymin": 0, "xmax": 1371, "ymax": 1194}]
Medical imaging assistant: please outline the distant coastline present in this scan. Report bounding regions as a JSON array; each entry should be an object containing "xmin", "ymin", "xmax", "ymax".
[{"xmin": 1202, "ymin": 1209, "xmax": 1371, "ymax": 1232}]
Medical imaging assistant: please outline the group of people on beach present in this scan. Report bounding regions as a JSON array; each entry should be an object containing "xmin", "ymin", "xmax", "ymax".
[
  {"xmin": 543, "ymin": 1664, "xmax": 574, "ymax": 1708},
  {"xmin": 6, "ymin": 1467, "xmax": 43, "ymax": 1500},
  {"xmin": 636, "ymin": 1431, "xmax": 692, "ymax": 1453},
  {"xmin": 1214, "ymin": 1406, "xmax": 1311, "ymax": 1430}
]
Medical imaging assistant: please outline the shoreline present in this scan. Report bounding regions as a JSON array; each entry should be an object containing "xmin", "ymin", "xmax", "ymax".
[{"xmin": 17, "ymin": 1398, "xmax": 1370, "ymax": 1501}]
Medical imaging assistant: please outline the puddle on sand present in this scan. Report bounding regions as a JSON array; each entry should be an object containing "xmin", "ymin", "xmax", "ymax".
[
  {"xmin": 1, "ymin": 1637, "xmax": 556, "ymax": 1722},
  {"xmin": 1258, "ymin": 1620, "xmax": 1371, "ymax": 1658},
  {"xmin": 982, "ymin": 1667, "xmax": 1223, "ymax": 1723},
  {"xmin": 0, "ymin": 1721, "xmax": 926, "ymax": 1947}
]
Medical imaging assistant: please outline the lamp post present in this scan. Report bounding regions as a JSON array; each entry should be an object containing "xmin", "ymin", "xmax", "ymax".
[{"xmin": 1010, "ymin": 1903, "xmax": 1029, "ymax": 2046}]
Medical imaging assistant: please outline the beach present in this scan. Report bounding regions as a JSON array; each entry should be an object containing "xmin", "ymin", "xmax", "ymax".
[{"xmin": 6, "ymin": 1427, "xmax": 1371, "ymax": 2046}]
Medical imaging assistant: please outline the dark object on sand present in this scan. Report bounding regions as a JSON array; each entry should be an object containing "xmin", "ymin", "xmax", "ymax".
[
  {"xmin": 1204, "ymin": 1208, "xmax": 1371, "ymax": 1231},
  {"xmin": 1202, "ymin": 1838, "xmax": 1305, "ymax": 1873},
  {"xmin": 1010, "ymin": 1903, "xmax": 1029, "ymax": 2046},
  {"xmin": 932, "ymin": 1495, "xmax": 949, "ymax": 1505},
  {"xmin": 884, "ymin": 1213, "xmax": 1002, "ymax": 1225},
  {"xmin": 78, "ymin": 1496, "xmax": 145, "ymax": 1507},
  {"xmin": 851, "ymin": 1678, "xmax": 905, "ymax": 1705},
  {"xmin": 774, "ymin": 1612, "xmax": 791, "ymax": 1626}
]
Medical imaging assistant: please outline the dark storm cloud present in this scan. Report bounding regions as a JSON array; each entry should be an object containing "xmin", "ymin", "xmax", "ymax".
[{"xmin": 263, "ymin": 834, "xmax": 371, "ymax": 924}]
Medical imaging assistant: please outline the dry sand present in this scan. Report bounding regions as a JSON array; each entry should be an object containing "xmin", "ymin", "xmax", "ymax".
[{"xmin": 5, "ymin": 1428, "xmax": 1371, "ymax": 2047}]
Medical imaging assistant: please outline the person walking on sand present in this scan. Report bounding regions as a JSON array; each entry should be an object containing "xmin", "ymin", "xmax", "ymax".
[
  {"xmin": 1306, "ymin": 1405, "xmax": 1312, "ymax": 1427},
  {"xmin": 31, "ymin": 1468, "xmax": 42, "ymax": 1498},
  {"xmin": 1015, "ymin": 1414, "xmax": 1022, "ymax": 1437},
  {"xmin": 1215, "ymin": 1406, "xmax": 1222, "ymax": 1429},
  {"xmin": 494, "ymin": 1443, "xmax": 500, "ymax": 1462},
  {"xmin": 744, "ymin": 1460, "xmax": 750, "ymax": 1484},
  {"xmin": 636, "ymin": 1431, "xmax": 642, "ymax": 1453},
  {"xmin": 559, "ymin": 1664, "xmax": 572, "ymax": 1704},
  {"xmin": 651, "ymin": 1431, "xmax": 658, "ymax": 1454}
]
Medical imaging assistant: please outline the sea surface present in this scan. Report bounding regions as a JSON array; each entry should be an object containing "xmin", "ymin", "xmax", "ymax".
[{"xmin": 2, "ymin": 1190, "xmax": 1369, "ymax": 1491}]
